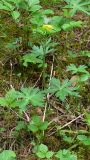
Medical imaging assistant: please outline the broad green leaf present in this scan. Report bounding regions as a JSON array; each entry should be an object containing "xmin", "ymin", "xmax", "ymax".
[{"xmin": 0, "ymin": 150, "xmax": 16, "ymax": 160}]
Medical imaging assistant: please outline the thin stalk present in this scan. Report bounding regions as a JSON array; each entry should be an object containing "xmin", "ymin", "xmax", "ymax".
[{"xmin": 42, "ymin": 54, "xmax": 46, "ymax": 89}]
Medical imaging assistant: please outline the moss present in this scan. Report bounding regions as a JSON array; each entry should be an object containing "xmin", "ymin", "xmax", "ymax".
[{"xmin": 77, "ymin": 146, "xmax": 90, "ymax": 160}]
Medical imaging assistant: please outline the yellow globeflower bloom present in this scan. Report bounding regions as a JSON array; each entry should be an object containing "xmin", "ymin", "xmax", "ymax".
[{"xmin": 42, "ymin": 24, "xmax": 54, "ymax": 31}]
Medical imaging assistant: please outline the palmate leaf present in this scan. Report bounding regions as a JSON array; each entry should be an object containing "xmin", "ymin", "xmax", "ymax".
[
  {"xmin": 67, "ymin": 64, "xmax": 88, "ymax": 74},
  {"xmin": 18, "ymin": 87, "xmax": 45, "ymax": 107},
  {"xmin": 23, "ymin": 45, "xmax": 45, "ymax": 67},
  {"xmin": 23, "ymin": 38, "xmax": 56, "ymax": 67},
  {"xmin": 0, "ymin": 87, "xmax": 45, "ymax": 112},
  {"xmin": 49, "ymin": 78, "xmax": 78, "ymax": 101},
  {"xmin": 64, "ymin": 0, "xmax": 90, "ymax": 16},
  {"xmin": 22, "ymin": 53, "xmax": 43, "ymax": 67}
]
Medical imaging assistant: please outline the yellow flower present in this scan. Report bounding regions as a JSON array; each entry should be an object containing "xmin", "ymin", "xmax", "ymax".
[{"xmin": 42, "ymin": 24, "xmax": 54, "ymax": 31}]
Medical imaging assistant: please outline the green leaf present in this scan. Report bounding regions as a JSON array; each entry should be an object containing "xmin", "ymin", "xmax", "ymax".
[
  {"xmin": 0, "ymin": 97, "xmax": 7, "ymax": 106},
  {"xmin": 80, "ymin": 73, "xmax": 90, "ymax": 81},
  {"xmin": 28, "ymin": 116, "xmax": 48, "ymax": 132},
  {"xmin": 36, "ymin": 151, "xmax": 45, "ymax": 158},
  {"xmin": 46, "ymin": 151, "xmax": 54, "ymax": 158},
  {"xmin": 63, "ymin": 135, "xmax": 74, "ymax": 144},
  {"xmin": 64, "ymin": 0, "xmax": 90, "ymax": 16},
  {"xmin": 42, "ymin": 9, "xmax": 54, "ymax": 15},
  {"xmin": 19, "ymin": 87, "xmax": 45, "ymax": 107},
  {"xmin": 11, "ymin": 10, "xmax": 20, "ymax": 20},
  {"xmin": 23, "ymin": 39, "xmax": 56, "ymax": 67},
  {"xmin": 0, "ymin": 150, "xmax": 16, "ymax": 160},
  {"xmin": 28, "ymin": 0, "xmax": 40, "ymax": 6},
  {"xmin": 0, "ymin": 1, "xmax": 14, "ymax": 11},
  {"xmin": 77, "ymin": 135, "xmax": 90, "ymax": 145},
  {"xmin": 49, "ymin": 77, "xmax": 78, "ymax": 101},
  {"xmin": 35, "ymin": 144, "xmax": 54, "ymax": 159},
  {"xmin": 67, "ymin": 64, "xmax": 88, "ymax": 74},
  {"xmin": 62, "ymin": 21, "xmax": 82, "ymax": 31},
  {"xmin": 39, "ymin": 121, "xmax": 48, "ymax": 131},
  {"xmin": 55, "ymin": 149, "xmax": 77, "ymax": 160},
  {"xmin": 80, "ymin": 51, "xmax": 90, "ymax": 57},
  {"xmin": 0, "ymin": 89, "xmax": 19, "ymax": 108},
  {"xmin": 28, "ymin": 124, "xmax": 38, "ymax": 132},
  {"xmin": 38, "ymin": 144, "xmax": 48, "ymax": 153},
  {"xmin": 31, "ymin": 116, "xmax": 42, "ymax": 125},
  {"xmin": 30, "ymin": 4, "xmax": 42, "ymax": 12}
]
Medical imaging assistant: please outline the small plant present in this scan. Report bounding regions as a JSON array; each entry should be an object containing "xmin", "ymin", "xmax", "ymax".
[
  {"xmin": 28, "ymin": 116, "xmax": 48, "ymax": 141},
  {"xmin": 0, "ymin": 0, "xmax": 90, "ymax": 159},
  {"xmin": 28, "ymin": 116, "xmax": 48, "ymax": 133},
  {"xmin": 48, "ymin": 77, "xmax": 78, "ymax": 101},
  {"xmin": 0, "ymin": 87, "xmax": 45, "ymax": 112},
  {"xmin": 0, "ymin": 89, "xmax": 19, "ymax": 108},
  {"xmin": 34, "ymin": 144, "xmax": 54, "ymax": 159},
  {"xmin": 22, "ymin": 38, "xmax": 56, "ymax": 67},
  {"xmin": 55, "ymin": 149, "xmax": 77, "ymax": 160},
  {"xmin": 67, "ymin": 64, "xmax": 90, "ymax": 82},
  {"xmin": 0, "ymin": 150, "xmax": 16, "ymax": 160}
]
